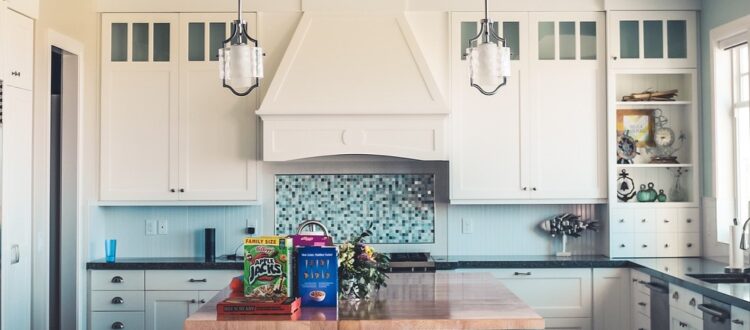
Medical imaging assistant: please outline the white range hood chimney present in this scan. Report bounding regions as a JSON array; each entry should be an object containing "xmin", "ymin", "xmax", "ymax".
[{"xmin": 257, "ymin": 2, "xmax": 448, "ymax": 161}]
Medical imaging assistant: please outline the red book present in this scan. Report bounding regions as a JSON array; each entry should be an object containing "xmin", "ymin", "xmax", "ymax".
[{"xmin": 217, "ymin": 296, "xmax": 301, "ymax": 315}]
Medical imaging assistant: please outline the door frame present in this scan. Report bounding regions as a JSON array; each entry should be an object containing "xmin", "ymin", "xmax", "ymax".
[{"xmin": 35, "ymin": 29, "xmax": 86, "ymax": 330}]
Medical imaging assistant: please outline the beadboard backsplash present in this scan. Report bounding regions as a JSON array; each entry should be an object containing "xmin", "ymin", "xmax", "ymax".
[{"xmin": 274, "ymin": 174, "xmax": 435, "ymax": 244}]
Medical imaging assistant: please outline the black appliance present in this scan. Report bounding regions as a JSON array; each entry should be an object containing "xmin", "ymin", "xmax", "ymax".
[
  {"xmin": 699, "ymin": 297, "xmax": 731, "ymax": 330},
  {"xmin": 204, "ymin": 228, "xmax": 216, "ymax": 262},
  {"xmin": 388, "ymin": 252, "xmax": 435, "ymax": 273},
  {"xmin": 644, "ymin": 278, "xmax": 670, "ymax": 330}
]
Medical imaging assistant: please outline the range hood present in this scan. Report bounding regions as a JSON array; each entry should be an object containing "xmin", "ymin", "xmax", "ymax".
[{"xmin": 257, "ymin": 9, "xmax": 449, "ymax": 161}]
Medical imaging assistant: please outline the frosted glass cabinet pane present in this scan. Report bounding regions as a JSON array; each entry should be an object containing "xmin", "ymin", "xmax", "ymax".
[
  {"xmin": 153, "ymin": 23, "xmax": 170, "ymax": 62},
  {"xmin": 619, "ymin": 21, "xmax": 639, "ymax": 59},
  {"xmin": 538, "ymin": 22, "xmax": 555, "ymax": 60},
  {"xmin": 209, "ymin": 23, "xmax": 226, "ymax": 61},
  {"xmin": 188, "ymin": 23, "xmax": 205, "ymax": 61},
  {"xmin": 503, "ymin": 22, "xmax": 520, "ymax": 60},
  {"xmin": 667, "ymin": 20, "xmax": 687, "ymax": 59},
  {"xmin": 460, "ymin": 22, "xmax": 477, "ymax": 60},
  {"xmin": 643, "ymin": 21, "xmax": 663, "ymax": 59},
  {"xmin": 559, "ymin": 21, "xmax": 576, "ymax": 60},
  {"xmin": 132, "ymin": 23, "xmax": 149, "ymax": 62},
  {"xmin": 580, "ymin": 21, "xmax": 597, "ymax": 60},
  {"xmin": 111, "ymin": 23, "xmax": 128, "ymax": 62}
]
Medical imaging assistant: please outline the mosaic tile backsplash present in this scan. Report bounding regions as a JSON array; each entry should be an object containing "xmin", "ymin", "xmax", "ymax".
[{"xmin": 275, "ymin": 174, "xmax": 435, "ymax": 244}]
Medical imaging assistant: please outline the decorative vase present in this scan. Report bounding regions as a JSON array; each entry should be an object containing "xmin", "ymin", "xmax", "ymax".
[
  {"xmin": 636, "ymin": 184, "xmax": 650, "ymax": 202},
  {"xmin": 657, "ymin": 189, "xmax": 667, "ymax": 202},
  {"xmin": 670, "ymin": 170, "xmax": 688, "ymax": 202},
  {"xmin": 556, "ymin": 234, "xmax": 572, "ymax": 257},
  {"xmin": 645, "ymin": 182, "xmax": 658, "ymax": 202}
]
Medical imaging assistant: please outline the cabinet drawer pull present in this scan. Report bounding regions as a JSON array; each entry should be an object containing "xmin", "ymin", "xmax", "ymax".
[
  {"xmin": 179, "ymin": 188, "xmax": 185, "ymax": 193},
  {"xmin": 642, "ymin": 244, "xmax": 648, "ymax": 248},
  {"xmin": 532, "ymin": 187, "xmax": 537, "ymax": 191},
  {"xmin": 637, "ymin": 302, "xmax": 647, "ymax": 307},
  {"xmin": 687, "ymin": 218, "xmax": 692, "ymax": 223},
  {"xmin": 111, "ymin": 297, "xmax": 124, "ymax": 304},
  {"xmin": 200, "ymin": 299, "xmax": 206, "ymax": 303},
  {"xmin": 733, "ymin": 319, "xmax": 745, "ymax": 325},
  {"xmin": 170, "ymin": 188, "xmax": 176, "ymax": 193},
  {"xmin": 513, "ymin": 272, "xmax": 531, "ymax": 276},
  {"xmin": 687, "ymin": 243, "xmax": 693, "ymax": 248},
  {"xmin": 111, "ymin": 276, "xmax": 124, "ymax": 283},
  {"xmin": 190, "ymin": 299, "xmax": 197, "ymax": 303},
  {"xmin": 689, "ymin": 298, "xmax": 696, "ymax": 307},
  {"xmin": 664, "ymin": 244, "xmax": 670, "ymax": 248},
  {"xmin": 672, "ymin": 292, "xmax": 679, "ymax": 300},
  {"xmin": 619, "ymin": 219, "xmax": 625, "ymax": 223},
  {"xmin": 620, "ymin": 244, "xmax": 626, "ymax": 248},
  {"xmin": 111, "ymin": 321, "xmax": 125, "ymax": 329},
  {"xmin": 522, "ymin": 187, "xmax": 528, "ymax": 191},
  {"xmin": 679, "ymin": 321, "xmax": 687, "ymax": 327},
  {"xmin": 189, "ymin": 278, "xmax": 207, "ymax": 283},
  {"xmin": 664, "ymin": 219, "xmax": 670, "ymax": 223},
  {"xmin": 641, "ymin": 218, "xmax": 646, "ymax": 223}
]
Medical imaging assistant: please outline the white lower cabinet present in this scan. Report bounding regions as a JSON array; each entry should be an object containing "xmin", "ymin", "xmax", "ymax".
[
  {"xmin": 732, "ymin": 306, "xmax": 750, "ymax": 330},
  {"xmin": 634, "ymin": 311, "xmax": 651, "ymax": 330},
  {"xmin": 545, "ymin": 317, "xmax": 592, "ymax": 330},
  {"xmin": 593, "ymin": 268, "xmax": 631, "ymax": 330},
  {"xmin": 90, "ymin": 270, "xmax": 238, "ymax": 330},
  {"xmin": 670, "ymin": 307, "xmax": 702, "ymax": 330}
]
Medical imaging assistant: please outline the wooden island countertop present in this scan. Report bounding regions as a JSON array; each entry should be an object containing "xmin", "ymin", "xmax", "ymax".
[{"xmin": 184, "ymin": 272, "xmax": 544, "ymax": 330}]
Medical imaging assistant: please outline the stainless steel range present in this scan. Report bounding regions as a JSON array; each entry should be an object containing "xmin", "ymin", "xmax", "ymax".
[{"xmin": 388, "ymin": 252, "xmax": 435, "ymax": 273}]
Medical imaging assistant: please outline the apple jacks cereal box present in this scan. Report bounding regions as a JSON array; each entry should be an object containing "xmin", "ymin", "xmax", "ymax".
[
  {"xmin": 243, "ymin": 236, "xmax": 293, "ymax": 299},
  {"xmin": 297, "ymin": 246, "xmax": 338, "ymax": 307}
]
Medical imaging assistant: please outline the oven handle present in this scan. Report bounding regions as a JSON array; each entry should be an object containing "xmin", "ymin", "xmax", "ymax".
[
  {"xmin": 698, "ymin": 304, "xmax": 730, "ymax": 322},
  {"xmin": 641, "ymin": 281, "xmax": 668, "ymax": 294}
]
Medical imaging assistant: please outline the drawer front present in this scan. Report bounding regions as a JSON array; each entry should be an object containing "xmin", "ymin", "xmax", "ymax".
[
  {"xmin": 480, "ymin": 268, "xmax": 592, "ymax": 318},
  {"xmin": 678, "ymin": 208, "xmax": 701, "ymax": 233},
  {"xmin": 655, "ymin": 209, "xmax": 678, "ymax": 233},
  {"xmin": 90, "ymin": 311, "xmax": 144, "ymax": 330},
  {"xmin": 679, "ymin": 233, "xmax": 701, "ymax": 257},
  {"xmin": 611, "ymin": 209, "xmax": 635, "ymax": 233},
  {"xmin": 632, "ymin": 290, "xmax": 650, "ymax": 318},
  {"xmin": 633, "ymin": 210, "xmax": 657, "ymax": 233},
  {"xmin": 634, "ymin": 309, "xmax": 650, "ymax": 330},
  {"xmin": 669, "ymin": 284, "xmax": 702, "ymax": 318},
  {"xmin": 670, "ymin": 307, "xmax": 702, "ymax": 330},
  {"xmin": 657, "ymin": 234, "xmax": 679, "ymax": 257},
  {"xmin": 91, "ymin": 291, "xmax": 145, "ymax": 312},
  {"xmin": 611, "ymin": 233, "xmax": 634, "ymax": 257},
  {"xmin": 145, "ymin": 270, "xmax": 240, "ymax": 291},
  {"xmin": 91, "ymin": 270, "xmax": 145, "ymax": 291},
  {"xmin": 631, "ymin": 270, "xmax": 651, "ymax": 296},
  {"xmin": 731, "ymin": 306, "xmax": 750, "ymax": 330},
  {"xmin": 633, "ymin": 233, "xmax": 657, "ymax": 257}
]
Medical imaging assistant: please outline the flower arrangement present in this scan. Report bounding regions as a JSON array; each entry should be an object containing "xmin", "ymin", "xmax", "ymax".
[{"xmin": 338, "ymin": 223, "xmax": 390, "ymax": 300}]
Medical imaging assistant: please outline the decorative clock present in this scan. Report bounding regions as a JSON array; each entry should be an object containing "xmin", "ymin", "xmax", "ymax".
[{"xmin": 648, "ymin": 109, "xmax": 685, "ymax": 164}]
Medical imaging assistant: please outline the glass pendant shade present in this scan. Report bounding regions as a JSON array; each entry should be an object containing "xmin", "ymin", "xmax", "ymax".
[
  {"xmin": 219, "ymin": 44, "xmax": 264, "ymax": 90},
  {"xmin": 469, "ymin": 42, "xmax": 511, "ymax": 88}
]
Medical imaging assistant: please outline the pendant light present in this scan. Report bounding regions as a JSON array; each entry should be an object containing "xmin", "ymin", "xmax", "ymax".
[
  {"xmin": 466, "ymin": 0, "xmax": 511, "ymax": 96},
  {"xmin": 219, "ymin": 0, "xmax": 264, "ymax": 96}
]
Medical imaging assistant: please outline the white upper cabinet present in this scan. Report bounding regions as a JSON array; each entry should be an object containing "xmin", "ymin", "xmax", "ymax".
[
  {"xmin": 101, "ymin": 13, "xmax": 180, "ymax": 201},
  {"xmin": 607, "ymin": 11, "xmax": 697, "ymax": 69},
  {"xmin": 450, "ymin": 12, "xmax": 606, "ymax": 203},
  {"xmin": 527, "ymin": 12, "xmax": 606, "ymax": 200},
  {"xmin": 177, "ymin": 13, "xmax": 258, "ymax": 201},
  {"xmin": 100, "ymin": 13, "xmax": 259, "ymax": 203},
  {"xmin": 5, "ymin": 0, "xmax": 38, "ymax": 20},
  {"xmin": 3, "ymin": 8, "xmax": 33, "ymax": 90},
  {"xmin": 450, "ymin": 12, "xmax": 530, "ymax": 201}
]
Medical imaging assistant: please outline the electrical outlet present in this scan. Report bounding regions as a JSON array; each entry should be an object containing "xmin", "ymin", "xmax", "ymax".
[
  {"xmin": 461, "ymin": 218, "xmax": 473, "ymax": 234},
  {"xmin": 157, "ymin": 219, "xmax": 168, "ymax": 235},
  {"xmin": 145, "ymin": 219, "xmax": 157, "ymax": 236}
]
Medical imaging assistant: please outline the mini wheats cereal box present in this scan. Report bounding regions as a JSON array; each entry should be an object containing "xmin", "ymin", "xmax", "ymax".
[
  {"xmin": 297, "ymin": 246, "xmax": 338, "ymax": 307},
  {"xmin": 243, "ymin": 236, "xmax": 293, "ymax": 299}
]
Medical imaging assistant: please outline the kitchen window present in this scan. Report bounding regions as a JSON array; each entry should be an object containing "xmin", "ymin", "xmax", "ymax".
[{"xmin": 711, "ymin": 15, "xmax": 750, "ymax": 243}]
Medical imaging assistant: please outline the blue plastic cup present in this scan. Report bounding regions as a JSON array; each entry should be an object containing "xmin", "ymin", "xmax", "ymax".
[{"xmin": 105, "ymin": 239, "xmax": 117, "ymax": 263}]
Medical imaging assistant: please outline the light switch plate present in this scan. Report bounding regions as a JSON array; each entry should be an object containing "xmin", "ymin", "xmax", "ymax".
[
  {"xmin": 157, "ymin": 219, "xmax": 168, "ymax": 235},
  {"xmin": 461, "ymin": 218, "xmax": 473, "ymax": 234},
  {"xmin": 145, "ymin": 219, "xmax": 157, "ymax": 236}
]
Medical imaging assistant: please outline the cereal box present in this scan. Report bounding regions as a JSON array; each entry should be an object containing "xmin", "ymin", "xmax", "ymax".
[
  {"xmin": 297, "ymin": 246, "xmax": 338, "ymax": 307},
  {"xmin": 243, "ymin": 236, "xmax": 293, "ymax": 299}
]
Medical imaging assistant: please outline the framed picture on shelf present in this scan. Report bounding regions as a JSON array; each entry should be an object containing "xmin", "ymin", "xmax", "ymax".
[{"xmin": 616, "ymin": 109, "xmax": 655, "ymax": 147}]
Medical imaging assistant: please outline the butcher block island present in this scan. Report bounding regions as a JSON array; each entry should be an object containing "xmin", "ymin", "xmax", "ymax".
[{"xmin": 185, "ymin": 272, "xmax": 543, "ymax": 329}]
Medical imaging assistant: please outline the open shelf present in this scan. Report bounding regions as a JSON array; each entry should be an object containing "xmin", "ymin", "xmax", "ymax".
[
  {"xmin": 616, "ymin": 101, "xmax": 692, "ymax": 106},
  {"xmin": 617, "ymin": 164, "xmax": 693, "ymax": 168},
  {"xmin": 613, "ymin": 202, "xmax": 699, "ymax": 208}
]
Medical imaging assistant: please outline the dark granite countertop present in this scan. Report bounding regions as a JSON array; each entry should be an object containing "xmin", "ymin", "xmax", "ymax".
[{"xmin": 87, "ymin": 255, "xmax": 750, "ymax": 310}]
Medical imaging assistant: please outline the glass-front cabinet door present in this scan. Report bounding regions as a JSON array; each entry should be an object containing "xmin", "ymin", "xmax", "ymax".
[{"xmin": 607, "ymin": 11, "xmax": 697, "ymax": 69}]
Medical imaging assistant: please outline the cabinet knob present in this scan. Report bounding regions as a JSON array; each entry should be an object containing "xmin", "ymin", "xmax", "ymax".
[
  {"xmin": 642, "ymin": 244, "xmax": 648, "ymax": 248},
  {"xmin": 111, "ymin": 276, "xmax": 124, "ymax": 283},
  {"xmin": 689, "ymin": 298, "xmax": 696, "ymax": 306},
  {"xmin": 111, "ymin": 297, "xmax": 124, "ymax": 304},
  {"xmin": 672, "ymin": 292, "xmax": 679, "ymax": 300},
  {"xmin": 170, "ymin": 189, "xmax": 176, "ymax": 193},
  {"xmin": 619, "ymin": 219, "xmax": 625, "ymax": 223},
  {"xmin": 620, "ymin": 244, "xmax": 626, "ymax": 248},
  {"xmin": 641, "ymin": 219, "xmax": 646, "ymax": 223},
  {"xmin": 190, "ymin": 299, "xmax": 197, "ymax": 303},
  {"xmin": 179, "ymin": 188, "xmax": 185, "ymax": 193},
  {"xmin": 612, "ymin": 56, "xmax": 618, "ymax": 60},
  {"xmin": 664, "ymin": 244, "xmax": 670, "ymax": 248},
  {"xmin": 111, "ymin": 322, "xmax": 125, "ymax": 329},
  {"xmin": 733, "ymin": 319, "xmax": 745, "ymax": 325},
  {"xmin": 532, "ymin": 187, "xmax": 537, "ymax": 191},
  {"xmin": 200, "ymin": 299, "xmax": 206, "ymax": 303},
  {"xmin": 663, "ymin": 219, "xmax": 670, "ymax": 223},
  {"xmin": 522, "ymin": 187, "xmax": 528, "ymax": 191},
  {"xmin": 679, "ymin": 321, "xmax": 687, "ymax": 328},
  {"xmin": 687, "ymin": 243, "xmax": 693, "ymax": 248},
  {"xmin": 687, "ymin": 218, "xmax": 692, "ymax": 223}
]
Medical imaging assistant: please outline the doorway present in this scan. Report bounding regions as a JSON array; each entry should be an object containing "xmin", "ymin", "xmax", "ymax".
[{"xmin": 49, "ymin": 45, "xmax": 79, "ymax": 330}]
